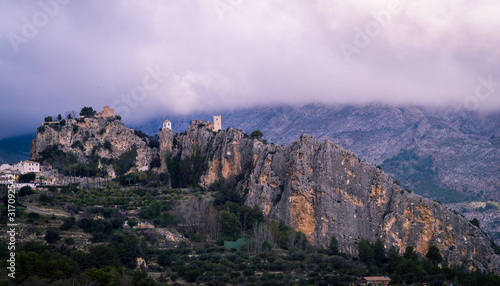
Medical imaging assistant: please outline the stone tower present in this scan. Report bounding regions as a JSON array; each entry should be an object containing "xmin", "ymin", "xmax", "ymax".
[
  {"xmin": 213, "ymin": 115, "xmax": 221, "ymax": 132},
  {"xmin": 163, "ymin": 119, "xmax": 171, "ymax": 130}
]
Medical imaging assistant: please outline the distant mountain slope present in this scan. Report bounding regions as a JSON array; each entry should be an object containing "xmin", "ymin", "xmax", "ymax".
[
  {"xmin": 0, "ymin": 133, "xmax": 34, "ymax": 164},
  {"xmin": 135, "ymin": 104, "xmax": 500, "ymax": 202}
]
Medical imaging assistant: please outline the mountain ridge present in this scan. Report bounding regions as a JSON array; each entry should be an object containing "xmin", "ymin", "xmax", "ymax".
[{"xmin": 136, "ymin": 103, "xmax": 500, "ymax": 202}]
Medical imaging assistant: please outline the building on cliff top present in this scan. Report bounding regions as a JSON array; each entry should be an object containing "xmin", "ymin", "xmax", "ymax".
[
  {"xmin": 96, "ymin": 106, "xmax": 115, "ymax": 118},
  {"xmin": 212, "ymin": 115, "xmax": 221, "ymax": 132},
  {"xmin": 163, "ymin": 119, "xmax": 171, "ymax": 130}
]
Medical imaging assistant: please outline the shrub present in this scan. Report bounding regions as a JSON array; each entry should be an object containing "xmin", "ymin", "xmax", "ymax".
[
  {"xmin": 250, "ymin": 130, "xmax": 263, "ymax": 139},
  {"xmin": 18, "ymin": 172, "xmax": 36, "ymax": 183},
  {"xmin": 19, "ymin": 186, "xmax": 35, "ymax": 196},
  {"xmin": 470, "ymin": 218, "xmax": 480, "ymax": 228},
  {"xmin": 80, "ymin": 106, "xmax": 96, "ymax": 117},
  {"xmin": 44, "ymin": 229, "xmax": 61, "ymax": 244},
  {"xmin": 103, "ymin": 140, "xmax": 112, "ymax": 151},
  {"xmin": 60, "ymin": 217, "xmax": 76, "ymax": 230}
]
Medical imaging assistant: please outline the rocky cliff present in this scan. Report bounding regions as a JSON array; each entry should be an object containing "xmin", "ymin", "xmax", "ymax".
[
  {"xmin": 163, "ymin": 120, "xmax": 500, "ymax": 273},
  {"xmin": 138, "ymin": 104, "xmax": 500, "ymax": 202},
  {"xmin": 31, "ymin": 115, "xmax": 156, "ymax": 177}
]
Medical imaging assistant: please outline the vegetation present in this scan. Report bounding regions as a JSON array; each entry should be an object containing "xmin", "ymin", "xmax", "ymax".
[
  {"xmin": 79, "ymin": 106, "xmax": 96, "ymax": 117},
  {"xmin": 18, "ymin": 172, "xmax": 36, "ymax": 183},
  {"xmin": 1, "ymin": 178, "xmax": 499, "ymax": 286},
  {"xmin": 113, "ymin": 145, "xmax": 138, "ymax": 175},
  {"xmin": 250, "ymin": 130, "xmax": 264, "ymax": 139},
  {"xmin": 381, "ymin": 149, "xmax": 479, "ymax": 203},
  {"xmin": 165, "ymin": 146, "xmax": 204, "ymax": 188}
]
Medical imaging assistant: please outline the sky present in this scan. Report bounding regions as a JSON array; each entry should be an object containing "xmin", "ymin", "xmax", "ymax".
[{"xmin": 1, "ymin": 0, "xmax": 499, "ymax": 139}]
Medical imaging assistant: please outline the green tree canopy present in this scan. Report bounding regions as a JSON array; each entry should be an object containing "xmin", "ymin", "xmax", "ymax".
[
  {"xmin": 329, "ymin": 235, "xmax": 339, "ymax": 255},
  {"xmin": 358, "ymin": 238, "xmax": 374, "ymax": 264},
  {"xmin": 44, "ymin": 229, "xmax": 61, "ymax": 244},
  {"xmin": 250, "ymin": 130, "xmax": 263, "ymax": 139},
  {"xmin": 426, "ymin": 245, "xmax": 443, "ymax": 265},
  {"xmin": 80, "ymin": 106, "xmax": 96, "ymax": 117}
]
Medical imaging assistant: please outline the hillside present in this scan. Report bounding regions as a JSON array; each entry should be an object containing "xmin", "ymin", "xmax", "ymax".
[
  {"xmin": 158, "ymin": 120, "xmax": 500, "ymax": 273},
  {"xmin": 137, "ymin": 104, "xmax": 500, "ymax": 203},
  {"xmin": 30, "ymin": 111, "xmax": 159, "ymax": 179}
]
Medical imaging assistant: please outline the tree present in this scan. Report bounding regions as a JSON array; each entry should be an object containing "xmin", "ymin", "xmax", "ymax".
[
  {"xmin": 250, "ymin": 130, "xmax": 263, "ymax": 139},
  {"xmin": 127, "ymin": 219, "xmax": 138, "ymax": 227},
  {"xmin": 19, "ymin": 186, "xmax": 35, "ymax": 196},
  {"xmin": 220, "ymin": 210, "xmax": 241, "ymax": 238},
  {"xmin": 57, "ymin": 114, "xmax": 62, "ymax": 120},
  {"xmin": 403, "ymin": 246, "xmax": 418, "ymax": 261},
  {"xmin": 80, "ymin": 106, "xmax": 96, "ymax": 117},
  {"xmin": 470, "ymin": 218, "xmax": 480, "ymax": 228},
  {"xmin": 373, "ymin": 238, "xmax": 386, "ymax": 264},
  {"xmin": 44, "ymin": 116, "xmax": 53, "ymax": 122},
  {"xmin": 44, "ymin": 229, "xmax": 61, "ymax": 244},
  {"xmin": 426, "ymin": 245, "xmax": 442, "ymax": 265},
  {"xmin": 329, "ymin": 235, "xmax": 339, "ymax": 255},
  {"xmin": 18, "ymin": 172, "xmax": 36, "ymax": 183},
  {"xmin": 358, "ymin": 238, "xmax": 374, "ymax": 264}
]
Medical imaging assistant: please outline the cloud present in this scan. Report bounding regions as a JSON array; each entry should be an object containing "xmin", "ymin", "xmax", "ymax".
[{"xmin": 0, "ymin": 0, "xmax": 499, "ymax": 139}]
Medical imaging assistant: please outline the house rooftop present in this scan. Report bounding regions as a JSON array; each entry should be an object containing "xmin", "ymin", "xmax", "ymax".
[
  {"xmin": 163, "ymin": 119, "xmax": 171, "ymax": 123},
  {"xmin": 363, "ymin": 276, "xmax": 391, "ymax": 282}
]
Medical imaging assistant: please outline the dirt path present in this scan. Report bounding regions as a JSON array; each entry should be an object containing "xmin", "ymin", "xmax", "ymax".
[{"xmin": 21, "ymin": 203, "xmax": 69, "ymax": 217}]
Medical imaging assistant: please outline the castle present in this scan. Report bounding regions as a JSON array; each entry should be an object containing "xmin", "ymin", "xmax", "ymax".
[{"xmin": 96, "ymin": 106, "xmax": 115, "ymax": 118}]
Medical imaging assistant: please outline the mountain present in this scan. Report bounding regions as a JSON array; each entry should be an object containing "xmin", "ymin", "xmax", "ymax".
[
  {"xmin": 0, "ymin": 133, "xmax": 34, "ymax": 164},
  {"xmin": 136, "ymin": 103, "xmax": 500, "ymax": 203},
  {"xmin": 30, "ymin": 111, "xmax": 500, "ymax": 272},
  {"xmin": 30, "ymin": 110, "xmax": 158, "ymax": 179},
  {"xmin": 158, "ymin": 120, "xmax": 500, "ymax": 273}
]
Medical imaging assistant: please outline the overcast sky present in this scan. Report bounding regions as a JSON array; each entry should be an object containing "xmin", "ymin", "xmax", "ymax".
[{"xmin": 1, "ymin": 0, "xmax": 499, "ymax": 139}]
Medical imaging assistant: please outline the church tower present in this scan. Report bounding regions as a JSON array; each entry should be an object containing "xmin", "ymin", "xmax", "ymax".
[{"xmin": 163, "ymin": 119, "xmax": 171, "ymax": 130}]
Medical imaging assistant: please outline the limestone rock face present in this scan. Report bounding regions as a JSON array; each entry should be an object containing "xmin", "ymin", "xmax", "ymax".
[
  {"xmin": 159, "ymin": 127, "xmax": 174, "ymax": 172},
  {"xmin": 161, "ymin": 121, "xmax": 500, "ymax": 273},
  {"xmin": 31, "ymin": 117, "xmax": 155, "ymax": 176}
]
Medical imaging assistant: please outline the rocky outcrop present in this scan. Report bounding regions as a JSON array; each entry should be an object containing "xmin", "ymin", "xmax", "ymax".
[
  {"xmin": 31, "ymin": 115, "xmax": 156, "ymax": 176},
  {"xmin": 161, "ymin": 120, "xmax": 500, "ymax": 273},
  {"xmin": 139, "ymin": 104, "xmax": 500, "ymax": 201}
]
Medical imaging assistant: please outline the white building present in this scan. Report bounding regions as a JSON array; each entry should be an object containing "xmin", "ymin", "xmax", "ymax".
[
  {"xmin": 163, "ymin": 119, "xmax": 172, "ymax": 130},
  {"xmin": 0, "ymin": 164, "xmax": 12, "ymax": 171},
  {"xmin": 13, "ymin": 160, "xmax": 40, "ymax": 174}
]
